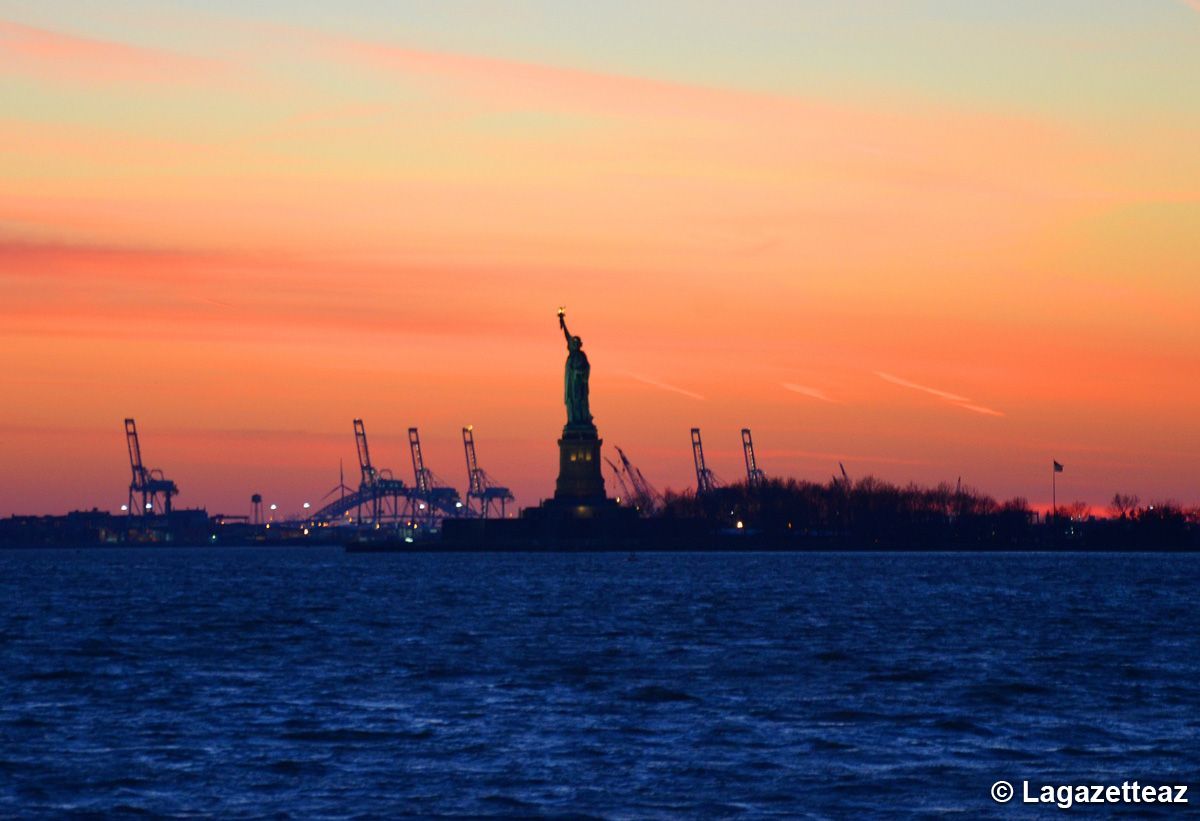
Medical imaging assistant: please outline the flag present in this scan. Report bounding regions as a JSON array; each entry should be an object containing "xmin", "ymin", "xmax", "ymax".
[{"xmin": 1053, "ymin": 461, "xmax": 1064, "ymax": 473}]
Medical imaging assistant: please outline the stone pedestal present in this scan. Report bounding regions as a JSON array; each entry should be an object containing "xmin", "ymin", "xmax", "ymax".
[
  {"xmin": 554, "ymin": 424, "xmax": 606, "ymax": 502},
  {"xmin": 516, "ymin": 421, "xmax": 636, "ymax": 545}
]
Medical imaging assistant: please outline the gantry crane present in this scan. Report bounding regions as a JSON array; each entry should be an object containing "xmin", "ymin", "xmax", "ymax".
[
  {"xmin": 691, "ymin": 427, "xmax": 718, "ymax": 495},
  {"xmin": 741, "ymin": 428, "xmax": 766, "ymax": 487},
  {"xmin": 310, "ymin": 419, "xmax": 407, "ymax": 526},
  {"xmin": 408, "ymin": 427, "xmax": 462, "ymax": 522},
  {"xmin": 124, "ymin": 418, "xmax": 178, "ymax": 515},
  {"xmin": 354, "ymin": 419, "xmax": 408, "ymax": 525},
  {"xmin": 462, "ymin": 426, "xmax": 514, "ymax": 518}
]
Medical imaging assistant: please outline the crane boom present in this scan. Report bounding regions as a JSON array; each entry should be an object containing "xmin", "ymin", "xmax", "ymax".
[
  {"xmin": 605, "ymin": 456, "xmax": 633, "ymax": 504},
  {"xmin": 125, "ymin": 418, "xmax": 145, "ymax": 484},
  {"xmin": 409, "ymin": 427, "xmax": 431, "ymax": 494},
  {"xmin": 615, "ymin": 446, "xmax": 660, "ymax": 513},
  {"xmin": 691, "ymin": 427, "xmax": 717, "ymax": 495},
  {"xmin": 463, "ymin": 426, "xmax": 484, "ymax": 496},
  {"xmin": 353, "ymin": 419, "xmax": 376, "ymax": 486}
]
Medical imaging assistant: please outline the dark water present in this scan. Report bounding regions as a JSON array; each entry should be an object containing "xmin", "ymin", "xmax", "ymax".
[{"xmin": 1, "ymin": 549, "xmax": 1197, "ymax": 817}]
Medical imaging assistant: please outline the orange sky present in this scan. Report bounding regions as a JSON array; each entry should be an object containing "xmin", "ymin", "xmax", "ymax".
[{"xmin": 1, "ymin": 3, "xmax": 1198, "ymax": 516}]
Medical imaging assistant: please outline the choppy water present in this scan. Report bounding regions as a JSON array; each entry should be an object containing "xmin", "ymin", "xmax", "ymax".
[{"xmin": 1, "ymin": 548, "xmax": 1197, "ymax": 817}]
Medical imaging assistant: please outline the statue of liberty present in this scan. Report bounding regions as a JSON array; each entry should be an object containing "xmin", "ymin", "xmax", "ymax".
[{"xmin": 558, "ymin": 308, "xmax": 593, "ymax": 427}]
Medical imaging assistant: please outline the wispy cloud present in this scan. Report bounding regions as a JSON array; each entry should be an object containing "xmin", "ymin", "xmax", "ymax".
[
  {"xmin": 782, "ymin": 383, "xmax": 838, "ymax": 403},
  {"xmin": 0, "ymin": 20, "xmax": 221, "ymax": 84},
  {"xmin": 875, "ymin": 371, "xmax": 1005, "ymax": 417},
  {"xmin": 621, "ymin": 371, "xmax": 705, "ymax": 401},
  {"xmin": 1180, "ymin": 0, "xmax": 1200, "ymax": 12}
]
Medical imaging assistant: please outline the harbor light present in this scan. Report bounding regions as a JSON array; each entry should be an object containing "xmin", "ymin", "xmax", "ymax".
[
  {"xmin": 455, "ymin": 501, "xmax": 463, "ymax": 509},
  {"xmin": 736, "ymin": 520, "xmax": 744, "ymax": 530},
  {"xmin": 418, "ymin": 503, "xmax": 427, "ymax": 510},
  {"xmin": 145, "ymin": 502, "xmax": 153, "ymax": 510},
  {"xmin": 269, "ymin": 504, "xmax": 277, "ymax": 511},
  {"xmin": 120, "ymin": 504, "xmax": 128, "ymax": 512},
  {"xmin": 302, "ymin": 502, "xmax": 311, "ymax": 509}
]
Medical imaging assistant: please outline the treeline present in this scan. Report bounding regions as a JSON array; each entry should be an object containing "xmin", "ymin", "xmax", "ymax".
[{"xmin": 652, "ymin": 477, "xmax": 1200, "ymax": 550}]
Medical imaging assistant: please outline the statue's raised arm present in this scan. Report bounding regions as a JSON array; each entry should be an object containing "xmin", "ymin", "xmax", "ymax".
[{"xmin": 558, "ymin": 306, "xmax": 571, "ymax": 345}]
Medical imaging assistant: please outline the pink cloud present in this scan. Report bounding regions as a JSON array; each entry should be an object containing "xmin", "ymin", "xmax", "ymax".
[{"xmin": 0, "ymin": 19, "xmax": 219, "ymax": 84}]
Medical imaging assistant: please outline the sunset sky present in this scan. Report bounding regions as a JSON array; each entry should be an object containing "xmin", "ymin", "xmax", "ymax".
[{"xmin": 2, "ymin": 1, "xmax": 1198, "ymax": 517}]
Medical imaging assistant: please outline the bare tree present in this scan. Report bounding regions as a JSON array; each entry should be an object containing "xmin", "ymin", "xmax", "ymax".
[
  {"xmin": 1065, "ymin": 500, "xmax": 1091, "ymax": 522},
  {"xmin": 1110, "ymin": 493, "xmax": 1140, "ymax": 519}
]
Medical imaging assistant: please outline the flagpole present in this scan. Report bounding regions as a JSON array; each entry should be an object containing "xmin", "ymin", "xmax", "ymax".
[{"xmin": 1052, "ymin": 463, "xmax": 1056, "ymax": 525}]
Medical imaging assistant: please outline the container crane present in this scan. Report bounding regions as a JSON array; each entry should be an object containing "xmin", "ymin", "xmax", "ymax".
[
  {"xmin": 310, "ymin": 419, "xmax": 407, "ymax": 526},
  {"xmin": 741, "ymin": 428, "xmax": 766, "ymax": 488},
  {"xmin": 691, "ymin": 427, "xmax": 718, "ymax": 495},
  {"xmin": 124, "ymin": 418, "xmax": 178, "ymax": 515},
  {"xmin": 462, "ymin": 426, "xmax": 514, "ymax": 518},
  {"xmin": 409, "ymin": 427, "xmax": 463, "ymax": 521}
]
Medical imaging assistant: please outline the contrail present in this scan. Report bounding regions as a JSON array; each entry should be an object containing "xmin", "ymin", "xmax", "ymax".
[
  {"xmin": 959, "ymin": 403, "xmax": 1005, "ymax": 418},
  {"xmin": 189, "ymin": 296, "xmax": 234, "ymax": 309},
  {"xmin": 875, "ymin": 371, "xmax": 1005, "ymax": 417},
  {"xmin": 621, "ymin": 371, "xmax": 705, "ymax": 401},
  {"xmin": 782, "ymin": 383, "xmax": 838, "ymax": 403},
  {"xmin": 875, "ymin": 371, "xmax": 969, "ymax": 402}
]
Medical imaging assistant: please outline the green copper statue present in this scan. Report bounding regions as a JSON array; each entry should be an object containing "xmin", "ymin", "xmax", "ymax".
[{"xmin": 558, "ymin": 308, "xmax": 593, "ymax": 427}]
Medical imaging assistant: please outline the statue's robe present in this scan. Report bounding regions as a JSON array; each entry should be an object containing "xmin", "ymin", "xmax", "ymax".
[{"xmin": 565, "ymin": 349, "xmax": 592, "ymax": 426}]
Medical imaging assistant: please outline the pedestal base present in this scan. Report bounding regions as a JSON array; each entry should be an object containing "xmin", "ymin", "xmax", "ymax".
[
  {"xmin": 554, "ymin": 424, "xmax": 606, "ymax": 502},
  {"xmin": 519, "ymin": 494, "xmax": 639, "ymax": 546}
]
